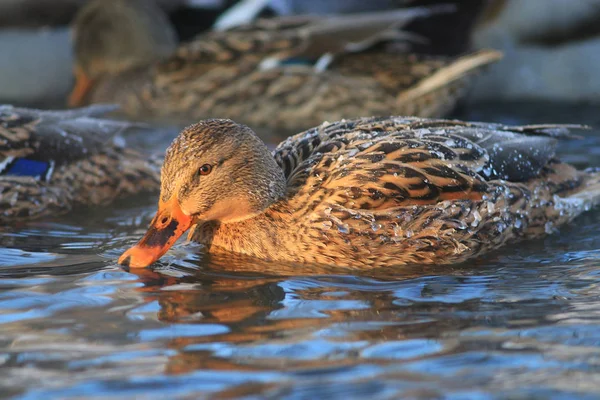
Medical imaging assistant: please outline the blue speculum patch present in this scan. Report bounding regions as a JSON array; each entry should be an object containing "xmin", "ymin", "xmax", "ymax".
[
  {"xmin": 280, "ymin": 57, "xmax": 313, "ymax": 66},
  {"xmin": 3, "ymin": 158, "xmax": 51, "ymax": 179}
]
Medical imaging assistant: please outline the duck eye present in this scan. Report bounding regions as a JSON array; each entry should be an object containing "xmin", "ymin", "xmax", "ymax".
[{"xmin": 197, "ymin": 164, "xmax": 212, "ymax": 176}]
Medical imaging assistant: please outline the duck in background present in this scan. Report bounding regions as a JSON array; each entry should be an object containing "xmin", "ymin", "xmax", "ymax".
[
  {"xmin": 216, "ymin": 0, "xmax": 492, "ymax": 56},
  {"xmin": 0, "ymin": 105, "xmax": 159, "ymax": 222},
  {"xmin": 0, "ymin": 0, "xmax": 233, "ymax": 107},
  {"xmin": 68, "ymin": 0, "xmax": 501, "ymax": 136},
  {"xmin": 119, "ymin": 116, "xmax": 600, "ymax": 269}
]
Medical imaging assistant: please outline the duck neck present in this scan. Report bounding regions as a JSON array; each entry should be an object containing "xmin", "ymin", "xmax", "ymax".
[
  {"xmin": 187, "ymin": 200, "xmax": 292, "ymax": 260},
  {"xmin": 188, "ymin": 132, "xmax": 290, "ymax": 258},
  {"xmin": 236, "ymin": 136, "xmax": 288, "ymax": 217}
]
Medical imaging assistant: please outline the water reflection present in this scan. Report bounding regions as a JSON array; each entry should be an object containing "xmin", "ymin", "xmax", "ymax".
[
  {"xmin": 113, "ymin": 254, "xmax": 584, "ymax": 384},
  {"xmin": 2, "ymin": 240, "xmax": 600, "ymax": 397}
]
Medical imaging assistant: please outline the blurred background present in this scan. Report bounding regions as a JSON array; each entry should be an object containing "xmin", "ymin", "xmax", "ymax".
[{"xmin": 2, "ymin": 0, "xmax": 600, "ymax": 108}]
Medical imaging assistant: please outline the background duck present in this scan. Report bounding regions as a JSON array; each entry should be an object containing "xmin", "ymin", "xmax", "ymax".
[
  {"xmin": 119, "ymin": 117, "xmax": 600, "ymax": 269},
  {"xmin": 69, "ymin": 0, "xmax": 501, "ymax": 136},
  {"xmin": 216, "ymin": 0, "xmax": 492, "ymax": 56},
  {"xmin": 0, "ymin": 105, "xmax": 160, "ymax": 222}
]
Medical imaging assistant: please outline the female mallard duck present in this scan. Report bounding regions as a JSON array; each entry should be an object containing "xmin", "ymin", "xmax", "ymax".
[
  {"xmin": 119, "ymin": 117, "xmax": 600, "ymax": 269},
  {"xmin": 0, "ymin": 105, "xmax": 160, "ymax": 222},
  {"xmin": 69, "ymin": 0, "xmax": 501, "ymax": 134}
]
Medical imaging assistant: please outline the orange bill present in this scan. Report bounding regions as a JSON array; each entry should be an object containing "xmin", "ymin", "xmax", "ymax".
[
  {"xmin": 68, "ymin": 66, "xmax": 94, "ymax": 107},
  {"xmin": 118, "ymin": 198, "xmax": 194, "ymax": 268}
]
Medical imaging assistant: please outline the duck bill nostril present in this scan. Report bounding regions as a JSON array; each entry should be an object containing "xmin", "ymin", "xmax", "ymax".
[{"xmin": 117, "ymin": 198, "xmax": 193, "ymax": 268}]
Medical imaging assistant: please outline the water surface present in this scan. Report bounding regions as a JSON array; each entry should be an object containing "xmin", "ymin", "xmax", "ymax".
[{"xmin": 1, "ymin": 102, "xmax": 600, "ymax": 399}]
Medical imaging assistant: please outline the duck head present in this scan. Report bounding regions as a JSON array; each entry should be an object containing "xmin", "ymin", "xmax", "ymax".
[
  {"xmin": 69, "ymin": 0, "xmax": 177, "ymax": 107},
  {"xmin": 118, "ymin": 119, "xmax": 287, "ymax": 268}
]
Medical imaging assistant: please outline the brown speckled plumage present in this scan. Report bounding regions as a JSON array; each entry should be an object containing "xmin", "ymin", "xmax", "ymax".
[
  {"xmin": 123, "ymin": 117, "xmax": 600, "ymax": 269},
  {"xmin": 71, "ymin": 0, "xmax": 501, "ymax": 134},
  {"xmin": 0, "ymin": 105, "xmax": 160, "ymax": 222}
]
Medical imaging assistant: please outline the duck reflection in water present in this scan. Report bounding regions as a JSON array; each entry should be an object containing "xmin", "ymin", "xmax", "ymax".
[{"xmin": 120, "ymin": 253, "xmax": 570, "ymax": 380}]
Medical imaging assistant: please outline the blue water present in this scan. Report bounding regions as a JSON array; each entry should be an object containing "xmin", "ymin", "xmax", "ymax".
[{"xmin": 1, "ymin": 102, "xmax": 600, "ymax": 399}]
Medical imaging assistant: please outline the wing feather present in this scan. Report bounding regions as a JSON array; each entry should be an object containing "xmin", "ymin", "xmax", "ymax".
[
  {"xmin": 0, "ymin": 104, "xmax": 142, "ymax": 166},
  {"xmin": 165, "ymin": 7, "xmax": 448, "ymax": 68},
  {"xmin": 274, "ymin": 117, "xmax": 585, "ymax": 216}
]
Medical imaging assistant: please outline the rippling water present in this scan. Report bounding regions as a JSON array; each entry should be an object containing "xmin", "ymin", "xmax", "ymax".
[{"xmin": 2, "ymin": 102, "xmax": 600, "ymax": 399}]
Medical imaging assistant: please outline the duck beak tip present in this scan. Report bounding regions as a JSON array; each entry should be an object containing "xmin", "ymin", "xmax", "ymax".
[{"xmin": 118, "ymin": 198, "xmax": 193, "ymax": 268}]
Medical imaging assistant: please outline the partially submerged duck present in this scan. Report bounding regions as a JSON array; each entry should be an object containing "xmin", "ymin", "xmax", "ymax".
[
  {"xmin": 119, "ymin": 117, "xmax": 600, "ymax": 268},
  {"xmin": 69, "ymin": 0, "xmax": 501, "ymax": 133},
  {"xmin": 0, "ymin": 105, "xmax": 159, "ymax": 222}
]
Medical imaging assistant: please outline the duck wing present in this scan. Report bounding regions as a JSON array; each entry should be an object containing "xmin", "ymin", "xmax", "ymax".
[
  {"xmin": 0, "ymin": 105, "xmax": 158, "ymax": 222},
  {"xmin": 274, "ymin": 116, "xmax": 585, "ymax": 210},
  {"xmin": 163, "ymin": 7, "xmax": 450, "ymax": 68},
  {"xmin": 0, "ymin": 104, "xmax": 141, "ymax": 181}
]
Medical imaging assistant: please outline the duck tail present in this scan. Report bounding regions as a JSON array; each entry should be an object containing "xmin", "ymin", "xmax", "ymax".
[
  {"xmin": 566, "ymin": 169, "xmax": 600, "ymax": 209},
  {"xmin": 397, "ymin": 49, "xmax": 502, "ymax": 103},
  {"xmin": 521, "ymin": 166, "xmax": 600, "ymax": 238},
  {"xmin": 394, "ymin": 49, "xmax": 502, "ymax": 117},
  {"xmin": 548, "ymin": 168, "xmax": 600, "ymax": 231}
]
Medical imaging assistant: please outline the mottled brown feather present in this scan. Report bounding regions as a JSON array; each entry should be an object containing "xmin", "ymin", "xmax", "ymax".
[
  {"xmin": 72, "ymin": 1, "xmax": 501, "ymax": 134},
  {"xmin": 159, "ymin": 116, "xmax": 600, "ymax": 268},
  {"xmin": 0, "ymin": 105, "xmax": 160, "ymax": 222}
]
